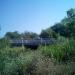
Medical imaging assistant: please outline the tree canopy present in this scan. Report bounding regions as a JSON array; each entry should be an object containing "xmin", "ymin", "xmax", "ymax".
[{"xmin": 51, "ymin": 8, "xmax": 75, "ymax": 39}]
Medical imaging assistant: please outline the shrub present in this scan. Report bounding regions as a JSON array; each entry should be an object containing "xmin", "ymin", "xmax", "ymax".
[
  {"xmin": 34, "ymin": 51, "xmax": 75, "ymax": 75},
  {"xmin": 0, "ymin": 46, "xmax": 35, "ymax": 75},
  {"xmin": 40, "ymin": 39, "xmax": 75, "ymax": 62}
]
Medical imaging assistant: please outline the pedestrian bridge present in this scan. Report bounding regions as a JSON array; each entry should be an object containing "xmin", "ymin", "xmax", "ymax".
[{"xmin": 10, "ymin": 38, "xmax": 56, "ymax": 49}]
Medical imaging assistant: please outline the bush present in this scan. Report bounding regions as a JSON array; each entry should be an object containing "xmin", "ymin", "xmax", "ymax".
[
  {"xmin": 0, "ymin": 38, "xmax": 9, "ymax": 49},
  {"xmin": 40, "ymin": 39, "xmax": 75, "ymax": 62},
  {"xmin": 0, "ymin": 46, "xmax": 36, "ymax": 75},
  {"xmin": 33, "ymin": 51, "xmax": 75, "ymax": 75}
]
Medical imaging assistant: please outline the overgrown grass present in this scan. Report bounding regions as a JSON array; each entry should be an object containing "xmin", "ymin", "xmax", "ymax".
[
  {"xmin": 0, "ymin": 38, "xmax": 75, "ymax": 75},
  {"xmin": 0, "ymin": 47, "xmax": 36, "ymax": 75},
  {"xmin": 40, "ymin": 39, "xmax": 75, "ymax": 62}
]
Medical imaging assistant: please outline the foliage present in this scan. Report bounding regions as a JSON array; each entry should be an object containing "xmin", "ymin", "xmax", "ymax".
[
  {"xmin": 51, "ymin": 23, "xmax": 68, "ymax": 37},
  {"xmin": 0, "ymin": 38, "xmax": 75, "ymax": 75},
  {"xmin": 21, "ymin": 31, "xmax": 39, "ymax": 39},
  {"xmin": 5, "ymin": 31, "xmax": 21, "ymax": 39},
  {"xmin": 67, "ymin": 8, "xmax": 75, "ymax": 18},
  {"xmin": 0, "ymin": 47, "xmax": 35, "ymax": 75},
  {"xmin": 0, "ymin": 38, "xmax": 10, "ymax": 49},
  {"xmin": 40, "ymin": 39, "xmax": 75, "ymax": 62},
  {"xmin": 40, "ymin": 28, "xmax": 57, "ymax": 38},
  {"xmin": 35, "ymin": 56, "xmax": 75, "ymax": 75},
  {"xmin": 51, "ymin": 8, "xmax": 75, "ymax": 39},
  {"xmin": 5, "ymin": 31, "xmax": 39, "ymax": 39}
]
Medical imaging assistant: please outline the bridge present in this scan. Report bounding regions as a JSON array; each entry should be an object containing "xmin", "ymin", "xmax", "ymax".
[{"xmin": 10, "ymin": 38, "xmax": 56, "ymax": 49}]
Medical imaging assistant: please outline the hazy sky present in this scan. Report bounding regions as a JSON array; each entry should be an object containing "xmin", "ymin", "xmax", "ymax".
[{"xmin": 0, "ymin": 0, "xmax": 75, "ymax": 37}]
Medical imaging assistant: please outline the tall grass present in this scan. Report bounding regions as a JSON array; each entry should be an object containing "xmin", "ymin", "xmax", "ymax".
[
  {"xmin": 0, "ymin": 47, "xmax": 36, "ymax": 75},
  {"xmin": 40, "ymin": 39, "xmax": 75, "ymax": 62},
  {"xmin": 0, "ymin": 38, "xmax": 75, "ymax": 75}
]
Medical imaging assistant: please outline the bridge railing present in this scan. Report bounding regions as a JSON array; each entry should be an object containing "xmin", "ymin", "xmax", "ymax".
[{"xmin": 10, "ymin": 38, "xmax": 56, "ymax": 46}]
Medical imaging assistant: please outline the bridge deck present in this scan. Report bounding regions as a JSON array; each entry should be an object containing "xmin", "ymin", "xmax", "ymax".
[{"xmin": 10, "ymin": 38, "xmax": 56, "ymax": 47}]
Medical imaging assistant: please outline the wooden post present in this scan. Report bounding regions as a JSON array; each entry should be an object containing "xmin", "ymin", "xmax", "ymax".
[
  {"xmin": 21, "ymin": 37, "xmax": 24, "ymax": 50},
  {"xmin": 41, "ymin": 38, "xmax": 42, "ymax": 45}
]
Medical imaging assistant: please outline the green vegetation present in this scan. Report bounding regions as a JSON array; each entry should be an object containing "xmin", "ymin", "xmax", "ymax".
[
  {"xmin": 40, "ymin": 38, "xmax": 75, "ymax": 62},
  {"xmin": 0, "ymin": 42, "xmax": 75, "ymax": 75},
  {"xmin": 0, "ymin": 8, "xmax": 75, "ymax": 75}
]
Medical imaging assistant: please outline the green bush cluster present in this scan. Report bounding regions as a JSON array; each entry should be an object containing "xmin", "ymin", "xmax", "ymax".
[
  {"xmin": 40, "ymin": 39, "xmax": 75, "ymax": 62},
  {"xmin": 0, "ymin": 47, "xmax": 35, "ymax": 75}
]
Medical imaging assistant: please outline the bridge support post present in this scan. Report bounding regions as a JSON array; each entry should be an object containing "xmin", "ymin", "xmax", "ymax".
[{"xmin": 21, "ymin": 37, "xmax": 24, "ymax": 50}]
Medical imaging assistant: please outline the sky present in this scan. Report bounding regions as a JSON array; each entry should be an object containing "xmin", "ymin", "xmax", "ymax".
[{"xmin": 0, "ymin": 0, "xmax": 75, "ymax": 37}]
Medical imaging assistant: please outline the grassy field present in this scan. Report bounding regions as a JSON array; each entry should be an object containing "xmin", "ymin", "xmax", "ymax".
[{"xmin": 0, "ymin": 38, "xmax": 75, "ymax": 75}]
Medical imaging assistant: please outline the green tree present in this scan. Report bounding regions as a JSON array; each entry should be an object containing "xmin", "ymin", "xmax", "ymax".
[
  {"xmin": 66, "ymin": 21, "xmax": 75, "ymax": 38},
  {"xmin": 51, "ymin": 8, "xmax": 75, "ymax": 38},
  {"xmin": 5, "ymin": 31, "xmax": 21, "ymax": 39},
  {"xmin": 51, "ymin": 23, "xmax": 68, "ymax": 37},
  {"xmin": 21, "ymin": 31, "xmax": 38, "ymax": 39},
  {"xmin": 67, "ymin": 8, "xmax": 75, "ymax": 18},
  {"xmin": 40, "ymin": 28, "xmax": 57, "ymax": 38}
]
